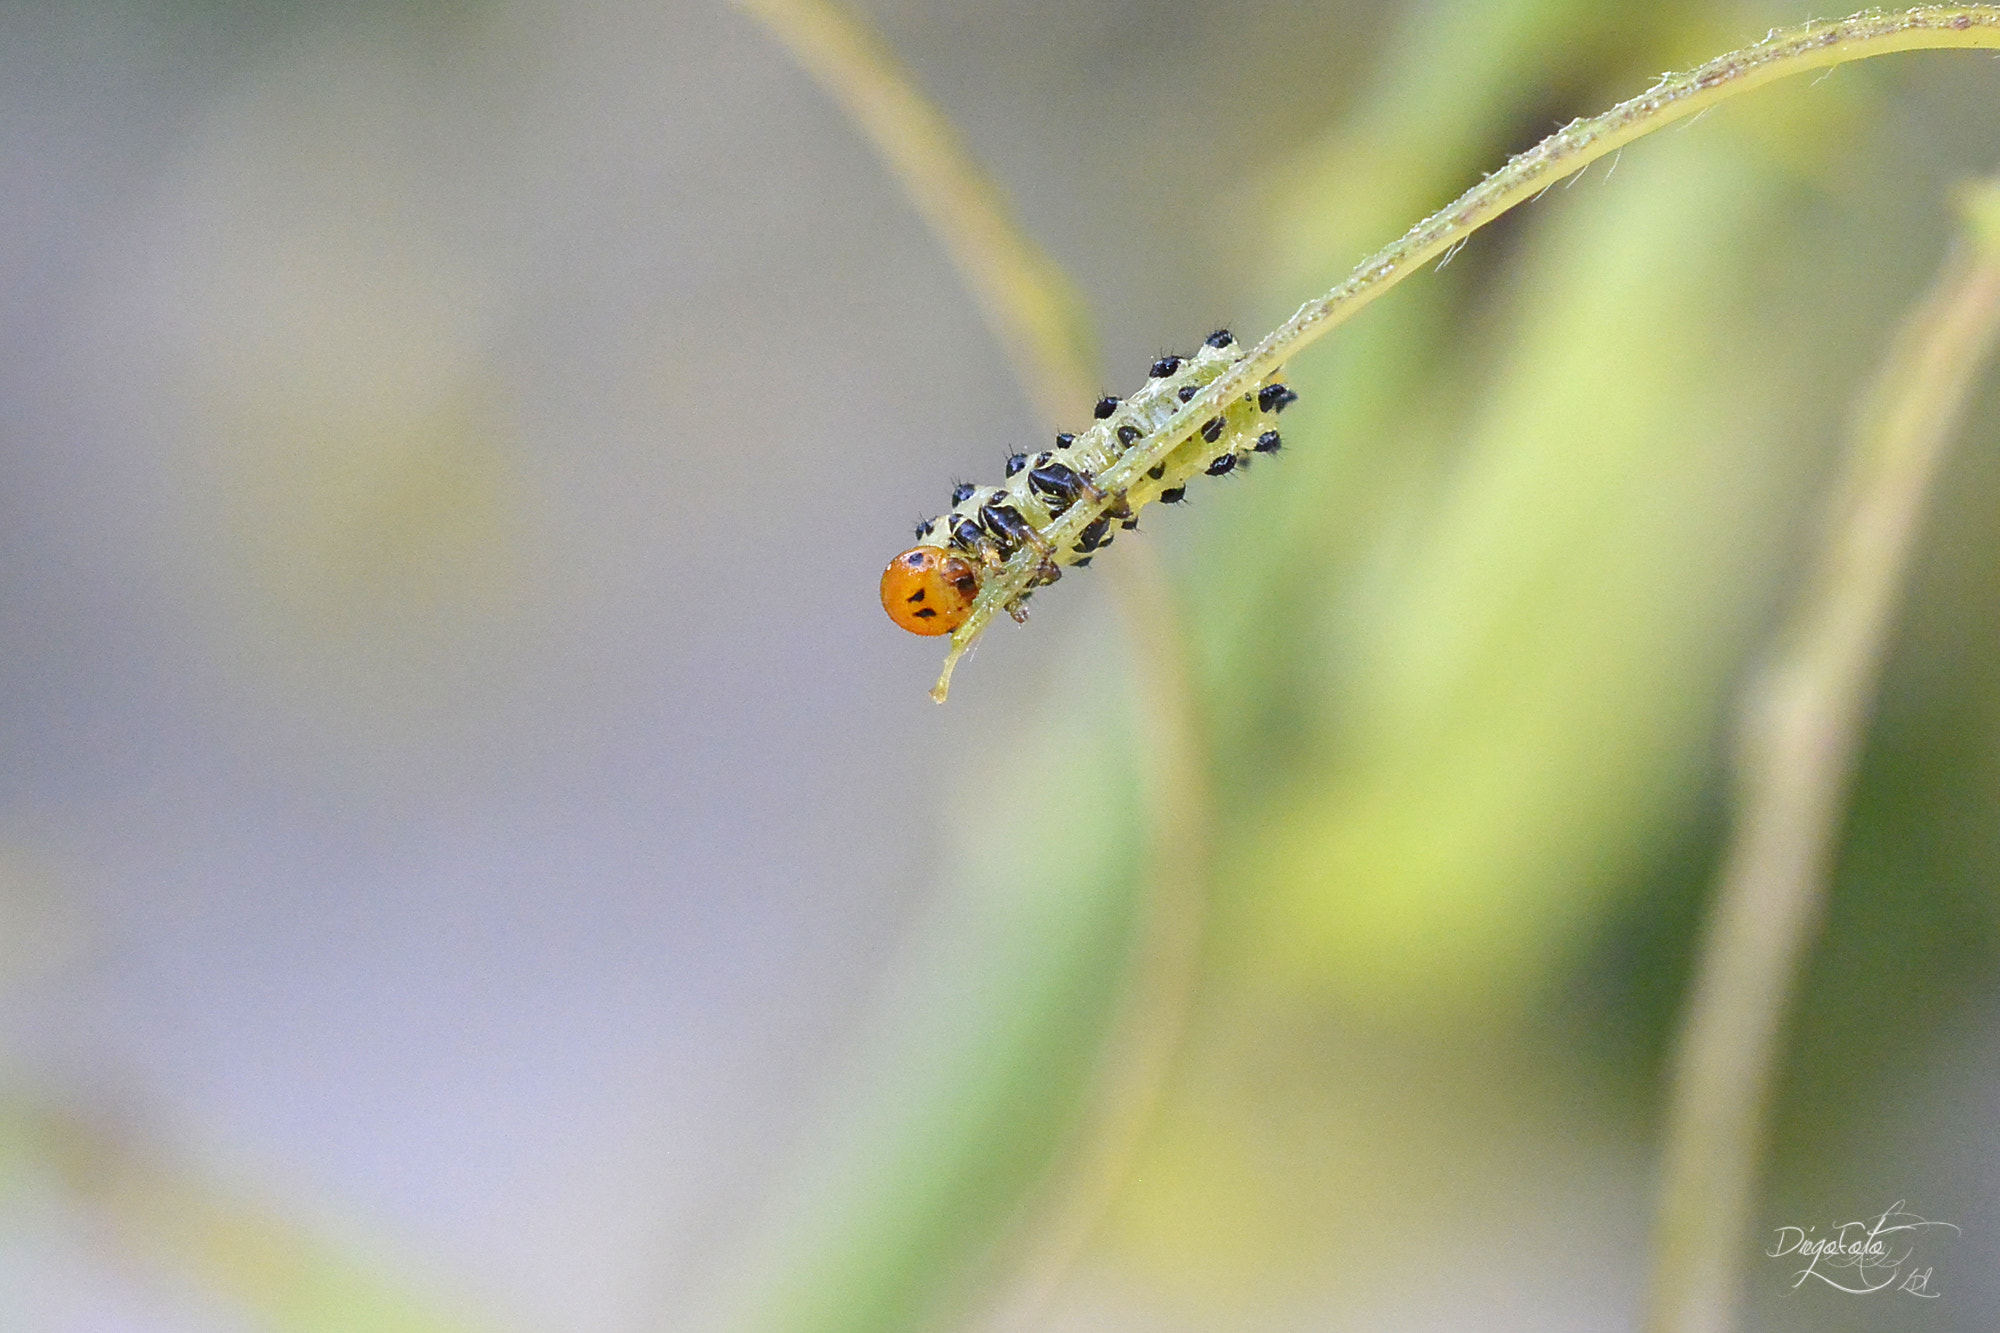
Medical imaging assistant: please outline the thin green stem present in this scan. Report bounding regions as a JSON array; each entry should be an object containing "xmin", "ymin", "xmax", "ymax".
[
  {"xmin": 1205, "ymin": 7, "xmax": 2000, "ymax": 437},
  {"xmin": 971, "ymin": 546, "xmax": 1213, "ymax": 1333},
  {"xmin": 730, "ymin": 0, "xmax": 1214, "ymax": 1325},
  {"xmin": 730, "ymin": 0, "xmax": 1097, "ymax": 426},
  {"xmin": 14, "ymin": 1099, "xmax": 498, "ymax": 1333},
  {"xmin": 1646, "ymin": 178, "xmax": 2000, "ymax": 1333},
  {"xmin": 931, "ymin": 6, "xmax": 2000, "ymax": 697}
]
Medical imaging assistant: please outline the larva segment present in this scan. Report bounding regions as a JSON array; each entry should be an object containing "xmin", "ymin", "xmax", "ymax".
[{"xmin": 890, "ymin": 330, "xmax": 1299, "ymax": 701}]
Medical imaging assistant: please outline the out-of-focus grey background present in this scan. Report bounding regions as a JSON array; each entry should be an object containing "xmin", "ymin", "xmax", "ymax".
[{"xmin": 2, "ymin": 1, "xmax": 1998, "ymax": 1331}]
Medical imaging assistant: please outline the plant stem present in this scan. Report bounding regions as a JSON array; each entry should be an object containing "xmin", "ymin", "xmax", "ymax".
[
  {"xmin": 1646, "ymin": 178, "xmax": 2000, "ymax": 1333},
  {"xmin": 1208, "ymin": 7, "xmax": 2000, "ymax": 420},
  {"xmin": 732, "ymin": 0, "xmax": 1214, "ymax": 1324},
  {"xmin": 972, "ymin": 539, "xmax": 1213, "ymax": 1333},
  {"xmin": 932, "ymin": 6, "xmax": 2000, "ymax": 691},
  {"xmin": 17, "ymin": 1100, "xmax": 494, "ymax": 1333},
  {"xmin": 730, "ymin": 0, "xmax": 1097, "ymax": 426}
]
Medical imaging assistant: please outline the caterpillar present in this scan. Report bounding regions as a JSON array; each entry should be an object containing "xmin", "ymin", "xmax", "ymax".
[{"xmin": 881, "ymin": 329, "xmax": 1297, "ymax": 700}]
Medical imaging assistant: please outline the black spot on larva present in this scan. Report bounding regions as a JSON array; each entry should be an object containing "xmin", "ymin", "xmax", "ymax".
[
  {"xmin": 1146, "ymin": 464, "xmax": 1165, "ymax": 480},
  {"xmin": 1055, "ymin": 432, "xmax": 1076, "ymax": 449},
  {"xmin": 1199, "ymin": 417, "xmax": 1225, "ymax": 444},
  {"xmin": 1158, "ymin": 486, "xmax": 1186, "ymax": 504},
  {"xmin": 1028, "ymin": 462, "xmax": 1084, "ymax": 503},
  {"xmin": 1028, "ymin": 465, "xmax": 1081, "ymax": 518},
  {"xmin": 1033, "ymin": 451, "xmax": 1052, "ymax": 467},
  {"xmin": 1093, "ymin": 396, "xmax": 1120, "ymax": 420},
  {"xmin": 1177, "ymin": 384, "xmax": 1200, "ymax": 403},
  {"xmin": 1254, "ymin": 430, "xmax": 1283, "ymax": 453},
  {"xmin": 1205, "ymin": 453, "xmax": 1238, "ymax": 477},
  {"xmin": 905, "ymin": 586, "xmax": 926, "ymax": 603},
  {"xmin": 950, "ymin": 518, "xmax": 984, "ymax": 551},
  {"xmin": 1072, "ymin": 556, "xmax": 1093, "ymax": 568},
  {"xmin": 979, "ymin": 503, "xmax": 1036, "ymax": 555},
  {"xmin": 1258, "ymin": 384, "xmax": 1298, "ymax": 414},
  {"xmin": 1149, "ymin": 355, "xmax": 1182, "ymax": 378},
  {"xmin": 1116, "ymin": 424, "xmax": 1141, "ymax": 446},
  {"xmin": 912, "ymin": 606, "xmax": 937, "ymax": 619},
  {"xmin": 1120, "ymin": 516, "xmax": 1139, "ymax": 530},
  {"xmin": 914, "ymin": 519, "xmax": 934, "ymax": 540},
  {"xmin": 1075, "ymin": 516, "xmax": 1111, "ymax": 553},
  {"xmin": 1005, "ymin": 453, "xmax": 1027, "ymax": 476},
  {"xmin": 951, "ymin": 481, "xmax": 976, "ymax": 505},
  {"xmin": 1205, "ymin": 329, "xmax": 1234, "ymax": 348}
]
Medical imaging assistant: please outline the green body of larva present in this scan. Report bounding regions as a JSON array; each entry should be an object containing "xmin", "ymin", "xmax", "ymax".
[{"xmin": 891, "ymin": 329, "xmax": 1297, "ymax": 699}]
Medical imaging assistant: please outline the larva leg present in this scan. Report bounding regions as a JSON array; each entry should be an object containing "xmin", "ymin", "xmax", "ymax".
[{"xmin": 979, "ymin": 502, "xmax": 1054, "ymax": 559}]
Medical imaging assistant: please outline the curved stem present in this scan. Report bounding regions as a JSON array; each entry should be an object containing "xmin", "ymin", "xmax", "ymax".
[
  {"xmin": 731, "ymin": 0, "xmax": 1214, "ymax": 1324},
  {"xmin": 16, "ymin": 1100, "xmax": 492, "ymax": 1333},
  {"xmin": 730, "ymin": 0, "xmax": 1097, "ymax": 425},
  {"xmin": 972, "ymin": 546, "xmax": 1213, "ymax": 1333},
  {"xmin": 929, "ymin": 6, "xmax": 2000, "ymax": 693},
  {"xmin": 1200, "ymin": 8, "xmax": 2000, "ymax": 435},
  {"xmin": 1646, "ymin": 179, "xmax": 2000, "ymax": 1333}
]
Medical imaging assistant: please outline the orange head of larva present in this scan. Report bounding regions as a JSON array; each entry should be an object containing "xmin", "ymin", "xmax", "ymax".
[{"xmin": 881, "ymin": 546, "xmax": 980, "ymax": 636}]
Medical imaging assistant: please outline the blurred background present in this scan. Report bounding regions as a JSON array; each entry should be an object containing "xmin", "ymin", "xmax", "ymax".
[{"xmin": 1, "ymin": 0, "xmax": 1997, "ymax": 1330}]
